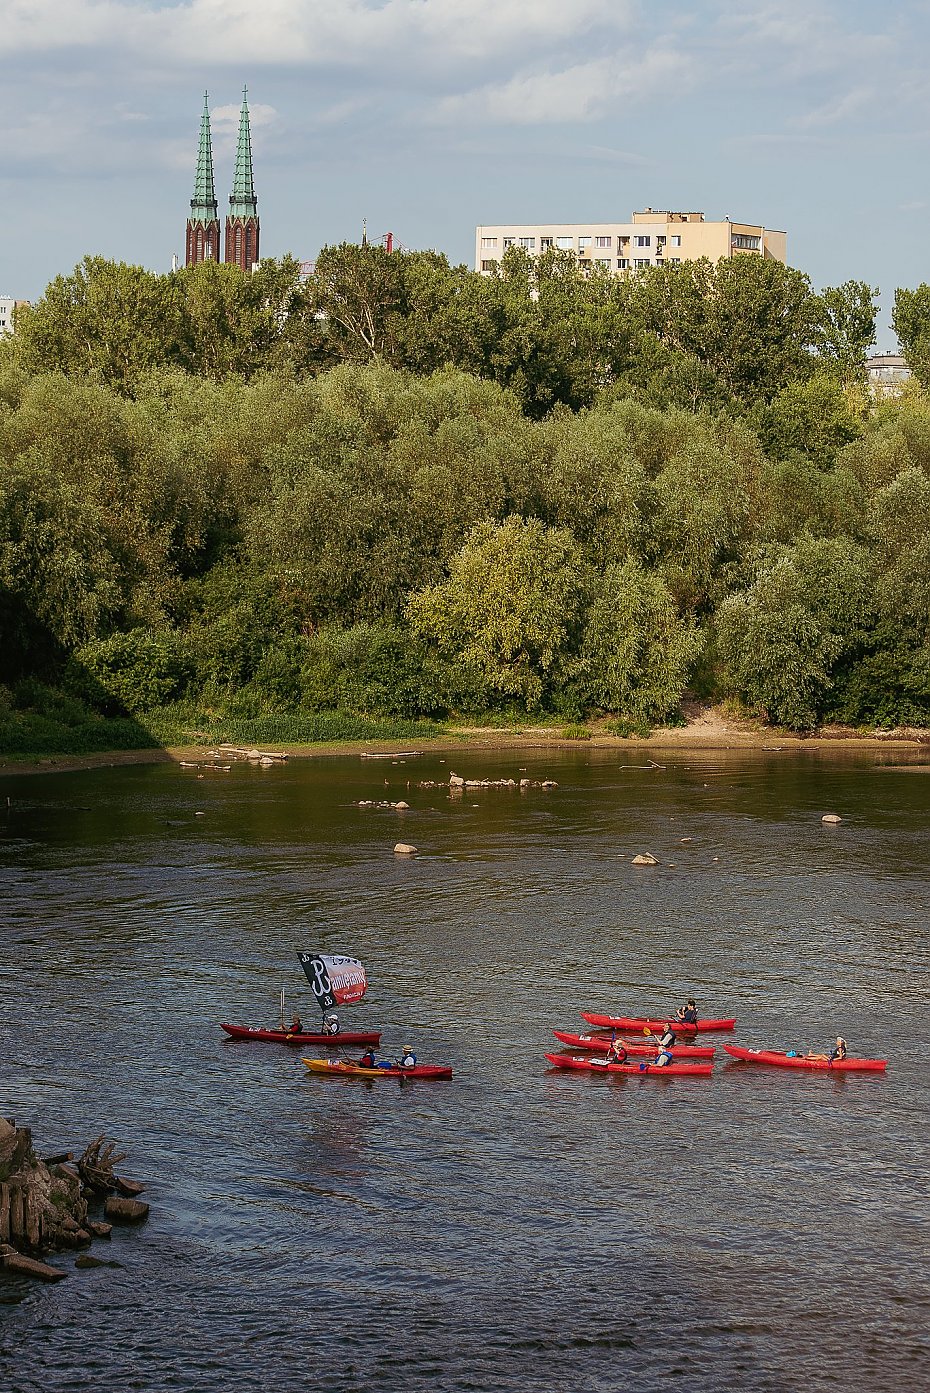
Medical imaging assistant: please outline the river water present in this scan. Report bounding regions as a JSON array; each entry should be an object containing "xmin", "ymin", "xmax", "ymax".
[{"xmin": 0, "ymin": 747, "xmax": 927, "ymax": 1392}]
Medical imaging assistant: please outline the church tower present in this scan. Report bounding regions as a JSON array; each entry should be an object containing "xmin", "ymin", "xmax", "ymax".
[
  {"xmin": 225, "ymin": 87, "xmax": 260, "ymax": 270},
  {"xmin": 185, "ymin": 93, "xmax": 220, "ymax": 266}
]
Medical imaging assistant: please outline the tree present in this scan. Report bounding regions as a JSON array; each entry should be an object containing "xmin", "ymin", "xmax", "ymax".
[
  {"xmin": 892, "ymin": 285, "xmax": 930, "ymax": 388},
  {"xmin": 812, "ymin": 281, "xmax": 878, "ymax": 384},
  {"xmin": 406, "ymin": 516, "xmax": 586, "ymax": 708},
  {"xmin": 716, "ymin": 536, "xmax": 877, "ymax": 728},
  {"xmin": 570, "ymin": 559, "xmax": 702, "ymax": 721},
  {"xmin": 11, "ymin": 258, "xmax": 188, "ymax": 391},
  {"xmin": 308, "ymin": 243, "xmax": 408, "ymax": 362}
]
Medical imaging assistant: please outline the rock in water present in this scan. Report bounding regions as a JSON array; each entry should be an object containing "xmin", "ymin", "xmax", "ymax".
[
  {"xmin": 0, "ymin": 1248, "xmax": 66, "ymax": 1282},
  {"xmin": 104, "ymin": 1198, "xmax": 149, "ymax": 1224},
  {"xmin": 821, "ymin": 813, "xmax": 842, "ymax": 824},
  {"xmin": 393, "ymin": 843, "xmax": 418, "ymax": 856},
  {"xmin": 631, "ymin": 853, "xmax": 660, "ymax": 865}
]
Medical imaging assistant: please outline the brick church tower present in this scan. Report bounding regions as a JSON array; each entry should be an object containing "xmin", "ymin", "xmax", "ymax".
[
  {"xmin": 185, "ymin": 93, "xmax": 220, "ymax": 266},
  {"xmin": 225, "ymin": 88, "xmax": 260, "ymax": 270}
]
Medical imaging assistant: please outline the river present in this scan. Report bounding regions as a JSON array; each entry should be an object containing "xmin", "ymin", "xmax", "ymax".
[{"xmin": 0, "ymin": 747, "xmax": 927, "ymax": 1392}]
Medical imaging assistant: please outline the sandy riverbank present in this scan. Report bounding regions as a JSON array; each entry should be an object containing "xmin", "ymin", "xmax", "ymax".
[{"xmin": 1, "ymin": 706, "xmax": 928, "ymax": 778}]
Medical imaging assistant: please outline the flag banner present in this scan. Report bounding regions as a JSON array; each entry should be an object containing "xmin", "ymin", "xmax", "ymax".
[{"xmin": 297, "ymin": 953, "xmax": 368, "ymax": 1011}]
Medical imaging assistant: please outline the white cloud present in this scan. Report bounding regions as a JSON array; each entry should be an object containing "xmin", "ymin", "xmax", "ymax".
[
  {"xmin": 0, "ymin": 0, "xmax": 635, "ymax": 68},
  {"xmin": 437, "ymin": 48, "xmax": 692, "ymax": 126}
]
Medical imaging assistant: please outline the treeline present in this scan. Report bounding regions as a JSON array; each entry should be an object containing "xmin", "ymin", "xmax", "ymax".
[{"xmin": 1, "ymin": 248, "xmax": 930, "ymax": 752}]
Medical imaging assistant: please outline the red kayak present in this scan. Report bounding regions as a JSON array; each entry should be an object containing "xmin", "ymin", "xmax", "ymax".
[
  {"xmin": 582, "ymin": 1012, "xmax": 736, "ymax": 1034},
  {"xmin": 221, "ymin": 1023, "xmax": 382, "ymax": 1047},
  {"xmin": 552, "ymin": 1030, "xmax": 715, "ymax": 1059},
  {"xmin": 545, "ymin": 1053, "xmax": 713, "ymax": 1078},
  {"xmin": 724, "ymin": 1045, "xmax": 887, "ymax": 1073},
  {"xmin": 303, "ymin": 1057, "xmax": 452, "ymax": 1081}
]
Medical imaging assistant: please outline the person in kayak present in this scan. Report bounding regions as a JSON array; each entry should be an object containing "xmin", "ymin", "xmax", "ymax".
[
  {"xmin": 287, "ymin": 1014, "xmax": 303, "ymax": 1034},
  {"xmin": 653, "ymin": 1024, "xmax": 676, "ymax": 1067},
  {"xmin": 322, "ymin": 1013, "xmax": 340, "ymax": 1036},
  {"xmin": 398, "ymin": 1046, "xmax": 417, "ymax": 1068},
  {"xmin": 358, "ymin": 1048, "xmax": 377, "ymax": 1067},
  {"xmin": 807, "ymin": 1037, "xmax": 848, "ymax": 1062},
  {"xmin": 606, "ymin": 1039, "xmax": 628, "ymax": 1064},
  {"xmin": 675, "ymin": 1000, "xmax": 698, "ymax": 1025}
]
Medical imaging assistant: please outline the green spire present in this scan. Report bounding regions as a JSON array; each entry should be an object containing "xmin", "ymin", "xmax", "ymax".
[
  {"xmin": 190, "ymin": 91, "xmax": 218, "ymax": 222},
  {"xmin": 229, "ymin": 86, "xmax": 257, "ymax": 218}
]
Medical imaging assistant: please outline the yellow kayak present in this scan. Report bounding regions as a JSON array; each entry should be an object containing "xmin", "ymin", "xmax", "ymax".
[{"xmin": 302, "ymin": 1056, "xmax": 452, "ymax": 1080}]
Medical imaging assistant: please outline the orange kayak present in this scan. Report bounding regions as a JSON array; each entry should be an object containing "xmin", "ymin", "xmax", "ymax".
[{"xmin": 302, "ymin": 1057, "xmax": 452, "ymax": 1080}]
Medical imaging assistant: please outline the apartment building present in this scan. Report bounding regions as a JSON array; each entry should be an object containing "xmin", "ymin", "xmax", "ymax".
[{"xmin": 475, "ymin": 209, "xmax": 786, "ymax": 275}]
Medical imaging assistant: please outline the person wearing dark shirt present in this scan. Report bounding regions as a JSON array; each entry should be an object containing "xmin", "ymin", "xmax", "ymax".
[
  {"xmin": 675, "ymin": 999, "xmax": 699, "ymax": 1026},
  {"xmin": 807, "ymin": 1037, "xmax": 848, "ymax": 1063},
  {"xmin": 653, "ymin": 1025, "xmax": 676, "ymax": 1066},
  {"xmin": 607, "ymin": 1039, "xmax": 628, "ymax": 1064},
  {"xmin": 287, "ymin": 1014, "xmax": 303, "ymax": 1034}
]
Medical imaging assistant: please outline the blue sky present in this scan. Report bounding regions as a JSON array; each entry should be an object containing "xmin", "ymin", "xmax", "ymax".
[{"xmin": 0, "ymin": 0, "xmax": 927, "ymax": 345}]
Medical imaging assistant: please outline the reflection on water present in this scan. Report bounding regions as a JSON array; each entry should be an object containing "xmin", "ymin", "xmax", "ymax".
[{"xmin": 0, "ymin": 748, "xmax": 928, "ymax": 1391}]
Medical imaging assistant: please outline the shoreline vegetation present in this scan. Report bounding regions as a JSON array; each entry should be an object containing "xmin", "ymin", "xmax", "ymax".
[
  {"xmin": 2, "ymin": 705, "xmax": 928, "ymax": 777},
  {"xmin": 4, "ymin": 250, "xmax": 930, "ymax": 761}
]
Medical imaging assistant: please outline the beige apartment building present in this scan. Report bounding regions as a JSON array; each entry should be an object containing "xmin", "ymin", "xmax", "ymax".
[{"xmin": 475, "ymin": 209, "xmax": 787, "ymax": 275}]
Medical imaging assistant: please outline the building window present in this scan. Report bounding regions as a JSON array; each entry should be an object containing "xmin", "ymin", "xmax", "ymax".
[
  {"xmin": 595, "ymin": 258, "xmax": 611, "ymax": 266},
  {"xmin": 578, "ymin": 236, "xmax": 591, "ymax": 249},
  {"xmin": 595, "ymin": 235, "xmax": 611, "ymax": 248},
  {"xmin": 732, "ymin": 234, "xmax": 761, "ymax": 250},
  {"xmin": 670, "ymin": 257, "xmax": 681, "ymax": 264},
  {"xmin": 556, "ymin": 236, "xmax": 573, "ymax": 249},
  {"xmin": 503, "ymin": 237, "xmax": 514, "ymax": 249},
  {"xmin": 671, "ymin": 235, "xmax": 681, "ymax": 247},
  {"xmin": 519, "ymin": 237, "xmax": 536, "ymax": 250},
  {"xmin": 617, "ymin": 258, "xmax": 629, "ymax": 270},
  {"xmin": 541, "ymin": 237, "xmax": 553, "ymax": 250},
  {"xmin": 634, "ymin": 258, "xmax": 650, "ymax": 267},
  {"xmin": 635, "ymin": 235, "xmax": 650, "ymax": 247},
  {"xmin": 481, "ymin": 236, "xmax": 498, "ymax": 249},
  {"xmin": 481, "ymin": 260, "xmax": 498, "ymax": 272}
]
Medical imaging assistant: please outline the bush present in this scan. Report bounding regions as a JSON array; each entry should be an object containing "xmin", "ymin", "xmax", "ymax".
[{"xmin": 74, "ymin": 629, "xmax": 190, "ymax": 714}]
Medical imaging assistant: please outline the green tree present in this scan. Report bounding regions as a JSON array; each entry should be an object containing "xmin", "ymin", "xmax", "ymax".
[
  {"xmin": 812, "ymin": 281, "xmax": 878, "ymax": 384},
  {"xmin": 570, "ymin": 559, "xmax": 702, "ymax": 721},
  {"xmin": 406, "ymin": 516, "xmax": 586, "ymax": 707},
  {"xmin": 716, "ymin": 536, "xmax": 876, "ymax": 728},
  {"xmin": 892, "ymin": 285, "xmax": 930, "ymax": 387},
  {"xmin": 11, "ymin": 257, "xmax": 188, "ymax": 391}
]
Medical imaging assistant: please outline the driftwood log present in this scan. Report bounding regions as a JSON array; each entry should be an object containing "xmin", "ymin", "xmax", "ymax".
[{"xmin": 0, "ymin": 1119, "xmax": 148, "ymax": 1281}]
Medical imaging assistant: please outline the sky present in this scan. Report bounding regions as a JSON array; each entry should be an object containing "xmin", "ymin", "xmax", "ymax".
[{"xmin": 1, "ymin": 0, "xmax": 928, "ymax": 345}]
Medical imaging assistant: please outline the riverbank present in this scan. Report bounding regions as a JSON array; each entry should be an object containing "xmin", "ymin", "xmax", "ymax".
[{"xmin": 2, "ymin": 706, "xmax": 928, "ymax": 777}]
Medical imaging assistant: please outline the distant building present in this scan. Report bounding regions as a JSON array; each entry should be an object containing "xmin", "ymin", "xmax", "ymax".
[
  {"xmin": 475, "ymin": 209, "xmax": 786, "ymax": 275},
  {"xmin": 184, "ymin": 88, "xmax": 260, "ymax": 271},
  {"xmin": 0, "ymin": 296, "xmax": 28, "ymax": 336},
  {"xmin": 865, "ymin": 353, "xmax": 912, "ymax": 399},
  {"xmin": 185, "ymin": 93, "xmax": 220, "ymax": 266}
]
